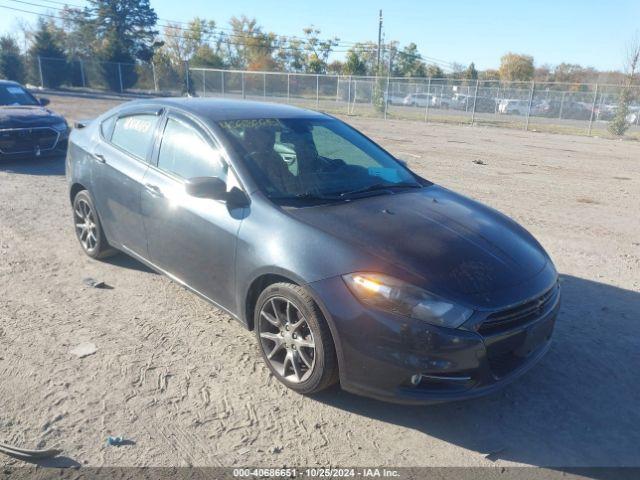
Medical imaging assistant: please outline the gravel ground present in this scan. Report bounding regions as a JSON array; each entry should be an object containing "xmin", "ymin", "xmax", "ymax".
[{"xmin": 1, "ymin": 93, "xmax": 639, "ymax": 468}]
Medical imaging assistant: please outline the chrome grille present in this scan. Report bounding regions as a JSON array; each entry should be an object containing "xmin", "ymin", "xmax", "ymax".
[{"xmin": 0, "ymin": 127, "xmax": 59, "ymax": 155}]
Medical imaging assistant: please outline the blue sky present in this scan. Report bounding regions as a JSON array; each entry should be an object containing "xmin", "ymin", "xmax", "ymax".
[{"xmin": 1, "ymin": 0, "xmax": 638, "ymax": 71}]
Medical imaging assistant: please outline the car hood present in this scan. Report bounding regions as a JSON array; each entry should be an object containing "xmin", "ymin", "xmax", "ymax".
[
  {"xmin": 0, "ymin": 106, "xmax": 64, "ymax": 129},
  {"xmin": 287, "ymin": 185, "xmax": 549, "ymax": 299}
]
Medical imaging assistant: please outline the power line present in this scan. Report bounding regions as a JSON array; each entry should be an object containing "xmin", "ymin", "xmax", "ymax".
[
  {"xmin": 0, "ymin": 2, "xmax": 367, "ymax": 55},
  {"xmin": 0, "ymin": 0, "xmax": 457, "ymax": 69},
  {"xmin": 2, "ymin": 0, "xmax": 376, "ymax": 54},
  {"xmin": 7, "ymin": 0, "xmax": 363, "ymax": 46}
]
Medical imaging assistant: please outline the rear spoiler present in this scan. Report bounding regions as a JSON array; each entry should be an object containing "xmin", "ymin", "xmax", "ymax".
[{"xmin": 74, "ymin": 119, "xmax": 94, "ymax": 129}]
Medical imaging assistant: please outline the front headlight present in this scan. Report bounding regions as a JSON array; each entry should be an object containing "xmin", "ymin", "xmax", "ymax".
[
  {"xmin": 51, "ymin": 121, "xmax": 68, "ymax": 132},
  {"xmin": 343, "ymin": 272, "xmax": 473, "ymax": 329}
]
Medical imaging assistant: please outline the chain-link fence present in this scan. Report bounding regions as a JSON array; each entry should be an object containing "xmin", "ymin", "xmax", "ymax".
[
  {"xmin": 35, "ymin": 56, "xmax": 640, "ymax": 137},
  {"xmin": 36, "ymin": 56, "xmax": 185, "ymax": 96}
]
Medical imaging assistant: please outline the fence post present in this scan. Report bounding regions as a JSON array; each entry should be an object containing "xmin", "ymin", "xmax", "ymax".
[
  {"xmin": 202, "ymin": 69, "xmax": 206, "ymax": 97},
  {"xmin": 241, "ymin": 71, "xmax": 245, "ymax": 99},
  {"xmin": 221, "ymin": 70, "xmax": 225, "ymax": 97},
  {"xmin": 118, "ymin": 63, "xmax": 124, "ymax": 93},
  {"xmin": 471, "ymin": 79, "xmax": 479, "ymax": 125},
  {"xmin": 384, "ymin": 74, "xmax": 390, "ymax": 120},
  {"xmin": 524, "ymin": 81, "xmax": 535, "ymax": 131},
  {"xmin": 597, "ymin": 90, "xmax": 605, "ymax": 121},
  {"xmin": 336, "ymin": 76, "xmax": 340, "ymax": 103},
  {"xmin": 369, "ymin": 76, "xmax": 378, "ymax": 107},
  {"xmin": 352, "ymin": 79, "xmax": 357, "ymax": 114},
  {"xmin": 37, "ymin": 56, "xmax": 44, "ymax": 88},
  {"xmin": 152, "ymin": 62, "xmax": 158, "ymax": 92},
  {"xmin": 347, "ymin": 76, "xmax": 351, "ymax": 114},
  {"xmin": 184, "ymin": 61, "xmax": 190, "ymax": 95},
  {"xmin": 263, "ymin": 72, "xmax": 266, "ymax": 99},
  {"xmin": 79, "ymin": 59, "xmax": 86, "ymax": 88},
  {"xmin": 286, "ymin": 73, "xmax": 290, "ymax": 103},
  {"xmin": 465, "ymin": 84, "xmax": 470, "ymax": 112},
  {"xmin": 588, "ymin": 83, "xmax": 599, "ymax": 136},
  {"xmin": 316, "ymin": 74, "xmax": 320, "ymax": 108},
  {"xmin": 559, "ymin": 91, "xmax": 565, "ymax": 119},
  {"xmin": 424, "ymin": 77, "xmax": 431, "ymax": 122}
]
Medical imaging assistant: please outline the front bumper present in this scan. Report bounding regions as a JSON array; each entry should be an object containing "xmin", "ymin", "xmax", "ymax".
[
  {"xmin": 308, "ymin": 269, "xmax": 560, "ymax": 405},
  {"xmin": 0, "ymin": 127, "xmax": 69, "ymax": 160}
]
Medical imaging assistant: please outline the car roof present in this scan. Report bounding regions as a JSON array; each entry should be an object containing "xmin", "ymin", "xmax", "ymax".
[
  {"xmin": 0, "ymin": 79, "xmax": 22, "ymax": 86},
  {"xmin": 126, "ymin": 97, "xmax": 329, "ymax": 122}
]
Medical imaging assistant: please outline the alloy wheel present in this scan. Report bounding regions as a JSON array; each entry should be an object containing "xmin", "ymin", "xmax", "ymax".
[
  {"xmin": 74, "ymin": 198, "xmax": 98, "ymax": 252},
  {"xmin": 258, "ymin": 296, "xmax": 316, "ymax": 383}
]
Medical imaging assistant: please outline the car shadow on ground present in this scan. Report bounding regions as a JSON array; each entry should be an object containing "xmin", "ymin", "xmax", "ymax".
[
  {"xmin": 0, "ymin": 451, "xmax": 80, "ymax": 468},
  {"xmin": 0, "ymin": 155, "xmax": 65, "ymax": 176},
  {"xmin": 103, "ymin": 253, "xmax": 158, "ymax": 274},
  {"xmin": 312, "ymin": 274, "xmax": 640, "ymax": 472}
]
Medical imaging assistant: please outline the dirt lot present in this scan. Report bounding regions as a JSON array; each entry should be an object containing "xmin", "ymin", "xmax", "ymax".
[{"xmin": 1, "ymin": 92, "xmax": 639, "ymax": 469}]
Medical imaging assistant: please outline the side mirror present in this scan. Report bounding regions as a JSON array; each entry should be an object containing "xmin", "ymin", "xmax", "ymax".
[
  {"xmin": 39, "ymin": 97, "xmax": 50, "ymax": 106},
  {"xmin": 185, "ymin": 176, "xmax": 227, "ymax": 200}
]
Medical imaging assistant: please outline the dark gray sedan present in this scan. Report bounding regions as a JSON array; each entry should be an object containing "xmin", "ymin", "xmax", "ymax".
[{"xmin": 66, "ymin": 98, "xmax": 560, "ymax": 404}]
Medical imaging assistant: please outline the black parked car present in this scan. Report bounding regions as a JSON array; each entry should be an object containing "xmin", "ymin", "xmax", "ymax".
[
  {"xmin": 0, "ymin": 80, "xmax": 69, "ymax": 159},
  {"xmin": 66, "ymin": 98, "xmax": 560, "ymax": 404}
]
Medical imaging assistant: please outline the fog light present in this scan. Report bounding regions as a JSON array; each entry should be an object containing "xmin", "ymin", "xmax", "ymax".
[{"xmin": 410, "ymin": 374, "xmax": 422, "ymax": 386}]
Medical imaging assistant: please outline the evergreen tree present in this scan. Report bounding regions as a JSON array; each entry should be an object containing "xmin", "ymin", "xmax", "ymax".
[
  {"xmin": 0, "ymin": 36, "xmax": 26, "ymax": 83},
  {"xmin": 99, "ymin": 35, "xmax": 138, "ymax": 91},
  {"xmin": 28, "ymin": 19, "xmax": 68, "ymax": 88},
  {"xmin": 91, "ymin": 0, "xmax": 160, "ymax": 90},
  {"xmin": 426, "ymin": 64, "xmax": 444, "ymax": 78},
  {"xmin": 464, "ymin": 62, "xmax": 478, "ymax": 80}
]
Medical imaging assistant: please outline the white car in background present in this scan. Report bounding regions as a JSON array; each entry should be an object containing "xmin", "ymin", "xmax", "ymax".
[
  {"xmin": 402, "ymin": 93, "xmax": 432, "ymax": 107},
  {"xmin": 384, "ymin": 93, "xmax": 407, "ymax": 105},
  {"xmin": 430, "ymin": 95, "xmax": 452, "ymax": 109},
  {"xmin": 498, "ymin": 99, "xmax": 529, "ymax": 115},
  {"xmin": 451, "ymin": 93, "xmax": 472, "ymax": 110}
]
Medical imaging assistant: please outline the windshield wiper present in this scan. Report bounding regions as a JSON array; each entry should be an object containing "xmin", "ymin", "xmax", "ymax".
[
  {"xmin": 338, "ymin": 182, "xmax": 422, "ymax": 198},
  {"xmin": 269, "ymin": 192, "xmax": 345, "ymax": 204},
  {"xmin": 296, "ymin": 192, "xmax": 344, "ymax": 201}
]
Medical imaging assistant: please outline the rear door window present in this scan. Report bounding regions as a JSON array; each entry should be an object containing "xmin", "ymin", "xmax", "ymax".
[{"xmin": 111, "ymin": 114, "xmax": 159, "ymax": 161}]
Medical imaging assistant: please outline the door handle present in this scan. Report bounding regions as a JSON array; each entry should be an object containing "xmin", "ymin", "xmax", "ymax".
[
  {"xmin": 144, "ymin": 183, "xmax": 164, "ymax": 197},
  {"xmin": 92, "ymin": 153, "xmax": 106, "ymax": 164}
]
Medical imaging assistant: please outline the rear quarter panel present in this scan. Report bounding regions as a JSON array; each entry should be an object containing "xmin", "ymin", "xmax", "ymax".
[{"xmin": 66, "ymin": 122, "xmax": 99, "ymax": 200}]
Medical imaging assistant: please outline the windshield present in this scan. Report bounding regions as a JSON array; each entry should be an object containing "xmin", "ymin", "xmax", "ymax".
[
  {"xmin": 0, "ymin": 84, "xmax": 39, "ymax": 106},
  {"xmin": 217, "ymin": 117, "xmax": 422, "ymax": 203}
]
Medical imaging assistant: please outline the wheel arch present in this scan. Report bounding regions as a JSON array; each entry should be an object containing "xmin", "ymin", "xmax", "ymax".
[
  {"xmin": 69, "ymin": 182, "xmax": 87, "ymax": 204},
  {"xmin": 244, "ymin": 272, "xmax": 303, "ymax": 331}
]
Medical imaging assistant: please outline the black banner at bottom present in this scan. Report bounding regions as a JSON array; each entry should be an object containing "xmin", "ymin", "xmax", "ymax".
[{"xmin": 2, "ymin": 467, "xmax": 640, "ymax": 480}]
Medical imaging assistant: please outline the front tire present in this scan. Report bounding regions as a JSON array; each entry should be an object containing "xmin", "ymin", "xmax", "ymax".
[
  {"xmin": 72, "ymin": 190, "xmax": 116, "ymax": 259},
  {"xmin": 255, "ymin": 283, "xmax": 338, "ymax": 395}
]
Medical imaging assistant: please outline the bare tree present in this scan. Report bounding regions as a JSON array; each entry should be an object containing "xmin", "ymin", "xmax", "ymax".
[{"xmin": 609, "ymin": 33, "xmax": 640, "ymax": 136}]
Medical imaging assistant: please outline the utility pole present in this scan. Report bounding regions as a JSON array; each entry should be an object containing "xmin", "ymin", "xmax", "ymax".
[{"xmin": 376, "ymin": 10, "xmax": 383, "ymax": 73}]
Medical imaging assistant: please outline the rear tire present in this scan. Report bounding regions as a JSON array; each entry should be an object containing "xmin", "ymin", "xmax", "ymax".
[
  {"xmin": 255, "ymin": 282, "xmax": 338, "ymax": 395},
  {"xmin": 72, "ymin": 190, "xmax": 117, "ymax": 259}
]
